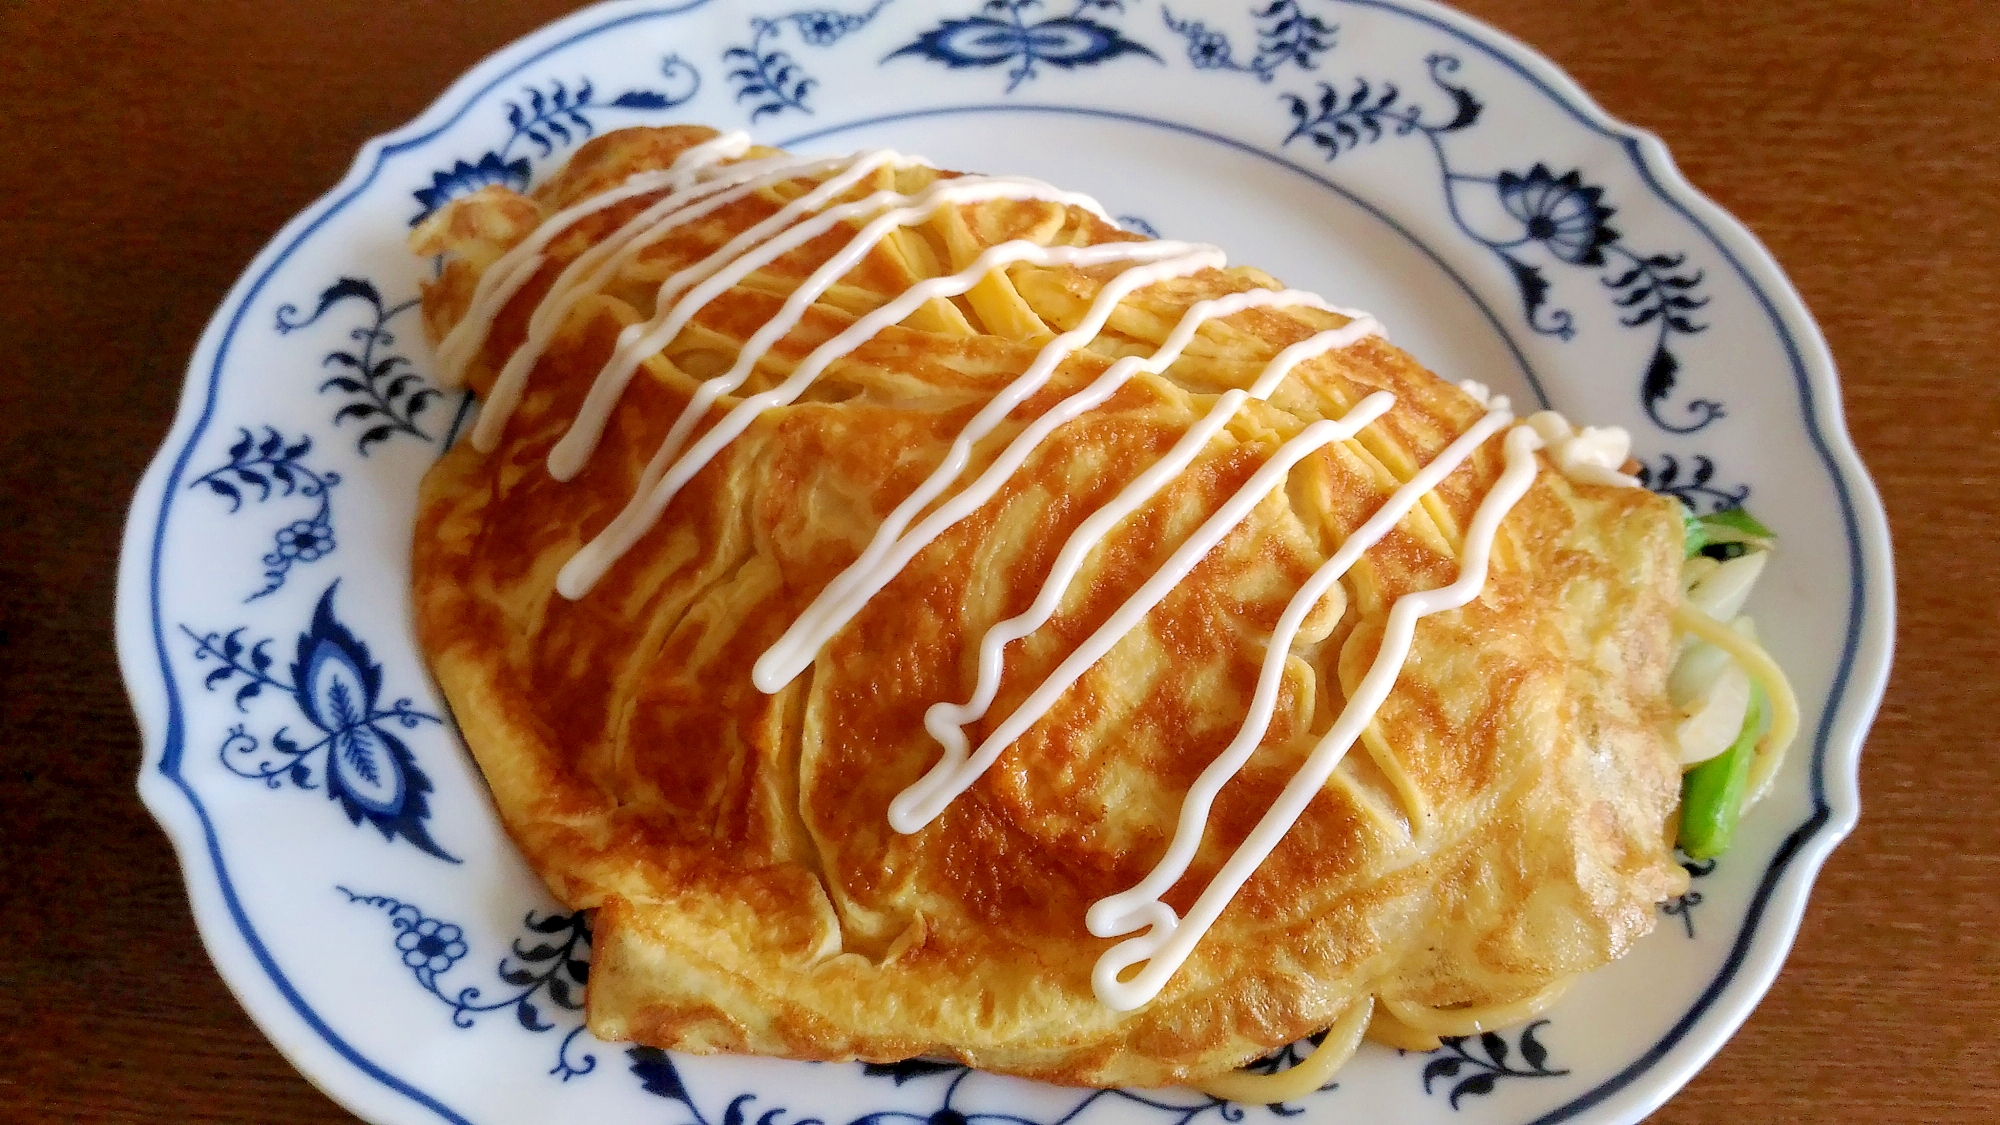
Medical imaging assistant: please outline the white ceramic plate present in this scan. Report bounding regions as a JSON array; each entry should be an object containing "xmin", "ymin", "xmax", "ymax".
[{"xmin": 116, "ymin": 1, "xmax": 1893, "ymax": 1122}]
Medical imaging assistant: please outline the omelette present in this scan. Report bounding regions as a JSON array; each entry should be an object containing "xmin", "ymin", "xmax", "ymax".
[{"xmin": 405, "ymin": 124, "xmax": 1773, "ymax": 1093}]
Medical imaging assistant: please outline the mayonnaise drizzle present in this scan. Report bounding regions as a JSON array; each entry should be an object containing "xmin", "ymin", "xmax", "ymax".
[
  {"xmin": 1080, "ymin": 401, "xmax": 1514, "ymax": 954},
  {"xmin": 427, "ymin": 137, "xmax": 1570, "ymax": 1012},
  {"xmin": 1460, "ymin": 381, "xmax": 1637, "ymax": 489},
  {"xmin": 887, "ymin": 389, "xmax": 1399, "ymax": 833},
  {"xmin": 474, "ymin": 150, "xmax": 930, "ymax": 453},
  {"xmin": 906, "ymin": 374, "xmax": 1383, "ymax": 790},
  {"xmin": 746, "ymin": 238, "xmax": 1227, "ymax": 689},
  {"xmin": 431, "ymin": 129, "xmax": 752, "ymax": 391},
  {"xmin": 553, "ymin": 176, "xmax": 1128, "ymax": 598},
  {"xmin": 1089, "ymin": 418, "xmax": 1546, "ymax": 1011},
  {"xmin": 545, "ymin": 173, "xmax": 1110, "ymax": 500},
  {"xmin": 541, "ymin": 148, "xmax": 939, "ymax": 477},
  {"xmin": 1522, "ymin": 410, "xmax": 1638, "ymax": 488},
  {"xmin": 753, "ymin": 287, "xmax": 1382, "ymax": 694}
]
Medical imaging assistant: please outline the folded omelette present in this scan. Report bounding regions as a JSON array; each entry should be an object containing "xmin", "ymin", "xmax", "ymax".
[{"xmin": 408, "ymin": 125, "xmax": 1691, "ymax": 1091}]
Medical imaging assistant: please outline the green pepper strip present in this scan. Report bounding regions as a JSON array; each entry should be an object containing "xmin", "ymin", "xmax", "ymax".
[
  {"xmin": 1699, "ymin": 506, "xmax": 1775, "ymax": 542},
  {"xmin": 1679, "ymin": 682, "xmax": 1767, "ymax": 860},
  {"xmin": 1681, "ymin": 505, "xmax": 1708, "ymax": 558}
]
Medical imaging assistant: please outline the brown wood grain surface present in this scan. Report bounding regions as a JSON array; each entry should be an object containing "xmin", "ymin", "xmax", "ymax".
[{"xmin": 1, "ymin": 0, "xmax": 1992, "ymax": 1120}]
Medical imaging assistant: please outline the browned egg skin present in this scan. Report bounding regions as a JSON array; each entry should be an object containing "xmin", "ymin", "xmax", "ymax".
[{"xmin": 410, "ymin": 124, "xmax": 1686, "ymax": 1088}]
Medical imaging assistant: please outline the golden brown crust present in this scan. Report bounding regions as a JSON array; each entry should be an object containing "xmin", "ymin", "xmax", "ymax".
[{"xmin": 410, "ymin": 125, "xmax": 1687, "ymax": 1088}]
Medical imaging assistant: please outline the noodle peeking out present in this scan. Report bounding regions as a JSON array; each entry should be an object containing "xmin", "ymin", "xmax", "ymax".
[
  {"xmin": 1672, "ymin": 600, "xmax": 1799, "ymax": 809},
  {"xmin": 1197, "ymin": 997, "xmax": 1375, "ymax": 1103}
]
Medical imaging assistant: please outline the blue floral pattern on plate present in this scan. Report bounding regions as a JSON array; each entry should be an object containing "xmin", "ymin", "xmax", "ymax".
[
  {"xmin": 1275, "ymin": 53, "xmax": 1722, "ymax": 434},
  {"xmin": 1116, "ymin": 213, "xmax": 1162, "ymax": 237},
  {"xmin": 276, "ymin": 278, "xmax": 438, "ymax": 453},
  {"xmin": 1161, "ymin": 1, "xmax": 1336, "ymax": 82},
  {"xmin": 887, "ymin": 0, "xmax": 1160, "ymax": 93},
  {"xmin": 190, "ymin": 427, "xmax": 341, "ymax": 601},
  {"xmin": 726, "ymin": 1, "xmax": 893, "ymax": 120},
  {"xmin": 412, "ymin": 57, "xmax": 703, "ymax": 222},
  {"xmin": 183, "ymin": 583, "xmax": 455, "ymax": 861},
  {"xmin": 341, "ymin": 888, "xmax": 598, "ymax": 1079},
  {"xmin": 632, "ymin": 1047, "xmax": 1331, "ymax": 1125},
  {"xmin": 1419, "ymin": 1024, "xmax": 1570, "ymax": 1110},
  {"xmin": 1636, "ymin": 453, "xmax": 1751, "ymax": 514},
  {"xmin": 1659, "ymin": 855, "xmax": 1721, "ymax": 939}
]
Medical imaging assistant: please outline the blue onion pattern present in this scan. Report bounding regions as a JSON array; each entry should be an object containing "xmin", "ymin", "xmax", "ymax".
[
  {"xmin": 190, "ymin": 427, "xmax": 341, "ymax": 601},
  {"xmin": 1661, "ymin": 854, "xmax": 1720, "ymax": 939},
  {"xmin": 1637, "ymin": 453, "xmax": 1751, "ymax": 514},
  {"xmin": 413, "ymin": 153, "xmax": 532, "ymax": 219},
  {"xmin": 1497, "ymin": 164, "xmax": 1618, "ymax": 266},
  {"xmin": 184, "ymin": 583, "xmax": 454, "ymax": 861},
  {"xmin": 1116, "ymin": 213, "xmax": 1161, "ymax": 237},
  {"xmin": 1419, "ymin": 1022, "xmax": 1569, "ymax": 1109},
  {"xmin": 628, "ymin": 1032, "xmax": 1394, "ymax": 1121},
  {"xmin": 887, "ymin": 0, "xmax": 1160, "ymax": 94},
  {"xmin": 636, "ymin": 1049, "xmax": 1300, "ymax": 1122},
  {"xmin": 1161, "ymin": 1, "xmax": 1336, "ymax": 82},
  {"xmin": 275, "ymin": 277, "xmax": 437, "ymax": 455},
  {"xmin": 411, "ymin": 57, "xmax": 702, "ymax": 222},
  {"xmin": 273, "ymin": 519, "xmax": 334, "ymax": 562},
  {"xmin": 342, "ymin": 888, "xmax": 598, "ymax": 1080},
  {"xmin": 1276, "ymin": 53, "xmax": 1722, "ymax": 433},
  {"xmin": 725, "ymin": 1, "xmax": 892, "ymax": 119},
  {"xmin": 398, "ymin": 917, "xmax": 470, "ymax": 975}
]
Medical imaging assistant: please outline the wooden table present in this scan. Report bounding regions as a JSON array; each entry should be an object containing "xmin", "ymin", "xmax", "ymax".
[{"xmin": 1, "ymin": 1, "xmax": 1992, "ymax": 1120}]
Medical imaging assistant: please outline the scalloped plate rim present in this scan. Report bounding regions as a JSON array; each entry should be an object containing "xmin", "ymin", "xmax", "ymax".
[{"xmin": 113, "ymin": 2, "xmax": 1894, "ymax": 1123}]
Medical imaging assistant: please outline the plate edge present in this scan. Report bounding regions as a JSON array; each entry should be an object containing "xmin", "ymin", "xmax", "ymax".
[{"xmin": 111, "ymin": 2, "xmax": 1898, "ymax": 1123}]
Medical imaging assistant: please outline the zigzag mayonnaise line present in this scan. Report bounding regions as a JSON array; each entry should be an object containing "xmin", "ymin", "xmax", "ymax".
[
  {"xmin": 424, "ymin": 136, "xmax": 1674, "ymax": 1018},
  {"xmin": 1089, "ymin": 419, "xmax": 1546, "ymax": 1010},
  {"xmin": 886, "ymin": 389, "xmax": 1401, "ymax": 835},
  {"xmin": 476, "ymin": 150, "xmax": 927, "ymax": 453},
  {"xmin": 752, "ymin": 287, "xmax": 1382, "ymax": 694},
  {"xmin": 432, "ymin": 129, "xmax": 752, "ymax": 391}
]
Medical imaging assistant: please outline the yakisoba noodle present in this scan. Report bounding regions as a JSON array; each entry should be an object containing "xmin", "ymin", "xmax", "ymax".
[
  {"xmin": 1672, "ymin": 602, "xmax": 1799, "ymax": 808},
  {"xmin": 413, "ymin": 126, "xmax": 1797, "ymax": 1095}
]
